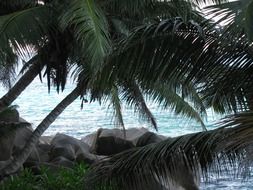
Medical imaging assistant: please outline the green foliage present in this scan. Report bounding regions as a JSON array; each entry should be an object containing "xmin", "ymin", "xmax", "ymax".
[
  {"xmin": 1, "ymin": 163, "xmax": 89, "ymax": 190},
  {"xmin": 245, "ymin": 0, "xmax": 253, "ymax": 41},
  {"xmin": 0, "ymin": 0, "xmax": 213, "ymax": 130},
  {"xmin": 0, "ymin": 105, "xmax": 18, "ymax": 118},
  {"xmin": 60, "ymin": 0, "xmax": 111, "ymax": 71},
  {"xmin": 204, "ymin": 0, "xmax": 253, "ymax": 41},
  {"xmin": 0, "ymin": 5, "xmax": 51, "ymax": 59},
  {"xmin": 105, "ymin": 17, "xmax": 253, "ymax": 115},
  {"xmin": 85, "ymin": 123, "xmax": 253, "ymax": 190},
  {"xmin": 1, "ymin": 168, "xmax": 37, "ymax": 190}
]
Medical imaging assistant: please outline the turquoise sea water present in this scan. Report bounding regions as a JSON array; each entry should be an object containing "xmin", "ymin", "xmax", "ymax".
[
  {"xmin": 0, "ymin": 77, "xmax": 220, "ymax": 138},
  {"xmin": 1, "ymin": 76, "xmax": 253, "ymax": 189}
]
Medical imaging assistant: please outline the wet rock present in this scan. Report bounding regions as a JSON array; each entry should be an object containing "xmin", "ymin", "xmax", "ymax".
[
  {"xmin": 96, "ymin": 136, "xmax": 134, "ymax": 155},
  {"xmin": 81, "ymin": 132, "xmax": 97, "ymax": 151},
  {"xmin": 18, "ymin": 117, "xmax": 29, "ymax": 123},
  {"xmin": 91, "ymin": 128, "xmax": 167, "ymax": 155},
  {"xmin": 51, "ymin": 133, "xmax": 89, "ymax": 152},
  {"xmin": 0, "ymin": 136, "xmax": 15, "ymax": 161},
  {"xmin": 26, "ymin": 144, "xmax": 51, "ymax": 163},
  {"xmin": 0, "ymin": 125, "xmax": 33, "ymax": 161},
  {"xmin": 136, "ymin": 132, "xmax": 167, "ymax": 147},
  {"xmin": 123, "ymin": 128, "xmax": 150, "ymax": 145},
  {"xmin": 13, "ymin": 126, "xmax": 33, "ymax": 153},
  {"xmin": 50, "ymin": 133, "xmax": 98, "ymax": 164},
  {"xmin": 0, "ymin": 159, "xmax": 12, "ymax": 171},
  {"xmin": 50, "ymin": 145, "xmax": 76, "ymax": 161},
  {"xmin": 94, "ymin": 128, "xmax": 135, "ymax": 155},
  {"xmin": 39, "ymin": 136, "xmax": 53, "ymax": 145},
  {"xmin": 75, "ymin": 149, "xmax": 104, "ymax": 165}
]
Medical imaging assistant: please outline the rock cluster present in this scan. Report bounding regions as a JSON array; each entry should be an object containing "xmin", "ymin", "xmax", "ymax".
[
  {"xmin": 0, "ymin": 126, "xmax": 167, "ymax": 173},
  {"xmin": 0, "ymin": 110, "xmax": 199, "ymax": 189}
]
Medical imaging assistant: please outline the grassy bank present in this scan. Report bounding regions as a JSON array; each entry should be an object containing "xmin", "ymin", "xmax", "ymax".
[{"xmin": 1, "ymin": 163, "xmax": 88, "ymax": 190}]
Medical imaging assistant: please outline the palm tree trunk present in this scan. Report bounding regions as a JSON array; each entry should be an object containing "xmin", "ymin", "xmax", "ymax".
[
  {"xmin": 0, "ymin": 55, "xmax": 40, "ymax": 108},
  {"xmin": 0, "ymin": 86, "xmax": 80, "ymax": 176}
]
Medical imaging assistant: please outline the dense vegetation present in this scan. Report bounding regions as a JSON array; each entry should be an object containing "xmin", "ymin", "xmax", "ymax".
[{"xmin": 1, "ymin": 163, "xmax": 88, "ymax": 190}]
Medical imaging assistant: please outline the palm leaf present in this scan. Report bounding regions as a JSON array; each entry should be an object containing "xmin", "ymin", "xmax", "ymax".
[
  {"xmin": 245, "ymin": 0, "xmax": 253, "ymax": 41},
  {"xmin": 102, "ymin": 0, "xmax": 157, "ymax": 18},
  {"xmin": 143, "ymin": 81, "xmax": 207, "ymax": 130},
  {"xmin": 60, "ymin": 0, "xmax": 111, "ymax": 71},
  {"xmin": 104, "ymin": 18, "xmax": 253, "ymax": 113},
  {"xmin": 120, "ymin": 80, "xmax": 158, "ymax": 131},
  {"xmin": 203, "ymin": 0, "xmax": 252, "ymax": 40},
  {"xmin": 192, "ymin": 0, "xmax": 229, "ymax": 6},
  {"xmin": 104, "ymin": 0, "xmax": 207, "ymax": 39},
  {"xmin": 85, "ymin": 121, "xmax": 253, "ymax": 189},
  {"xmin": 0, "ymin": 44, "xmax": 17, "ymax": 89},
  {"xmin": 0, "ymin": 0, "xmax": 39, "ymax": 7},
  {"xmin": 109, "ymin": 85, "xmax": 125, "ymax": 130},
  {"xmin": 0, "ymin": 5, "xmax": 51, "ymax": 59},
  {"xmin": 0, "ymin": 0, "xmax": 40, "ymax": 15},
  {"xmin": 103, "ymin": 0, "xmax": 204, "ymax": 21}
]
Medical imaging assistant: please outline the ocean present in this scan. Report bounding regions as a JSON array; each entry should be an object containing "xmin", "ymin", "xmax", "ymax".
[
  {"xmin": 0, "ymin": 77, "xmax": 220, "ymax": 138},
  {"xmin": 0, "ymin": 76, "xmax": 252, "ymax": 189}
]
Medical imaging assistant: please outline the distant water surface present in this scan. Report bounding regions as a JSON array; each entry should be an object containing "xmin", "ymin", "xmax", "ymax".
[
  {"xmin": 1, "ymin": 77, "xmax": 252, "ymax": 189},
  {"xmin": 0, "ymin": 77, "xmax": 221, "ymax": 138}
]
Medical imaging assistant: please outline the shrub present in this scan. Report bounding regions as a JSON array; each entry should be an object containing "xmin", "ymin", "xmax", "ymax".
[{"xmin": 1, "ymin": 163, "xmax": 88, "ymax": 190}]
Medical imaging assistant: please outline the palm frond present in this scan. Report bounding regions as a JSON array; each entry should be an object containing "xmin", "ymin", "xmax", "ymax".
[
  {"xmin": 102, "ymin": 0, "xmax": 157, "ymax": 18},
  {"xmin": 0, "ymin": 44, "xmax": 17, "ymax": 89},
  {"xmin": 120, "ymin": 80, "xmax": 158, "ymax": 131},
  {"xmin": 109, "ymin": 85, "xmax": 125, "ymax": 130},
  {"xmin": 0, "ymin": 0, "xmax": 40, "ymax": 6},
  {"xmin": 60, "ymin": 0, "xmax": 111, "ymax": 71},
  {"xmin": 143, "ymin": 82, "xmax": 206, "ymax": 130},
  {"xmin": 109, "ymin": 18, "xmax": 130, "ymax": 38},
  {"xmin": 245, "ymin": 0, "xmax": 253, "ymax": 41},
  {"xmin": 0, "ymin": 5, "xmax": 51, "ymax": 59},
  {"xmin": 103, "ymin": 18, "xmax": 253, "ymax": 113},
  {"xmin": 104, "ymin": 0, "xmax": 202, "ymax": 20},
  {"xmin": 203, "ymin": 0, "xmax": 252, "ymax": 40},
  {"xmin": 0, "ymin": 0, "xmax": 40, "ymax": 15},
  {"xmin": 218, "ymin": 111, "xmax": 253, "ymax": 128},
  {"xmin": 106, "ymin": 19, "xmax": 208, "ymax": 84},
  {"xmin": 85, "ymin": 121, "xmax": 253, "ymax": 190},
  {"xmin": 147, "ymin": 0, "xmax": 203, "ymax": 22},
  {"xmin": 40, "ymin": 30, "xmax": 74, "ymax": 93},
  {"xmin": 192, "ymin": 0, "xmax": 229, "ymax": 6},
  {"xmin": 104, "ymin": 0, "xmax": 206, "ymax": 35}
]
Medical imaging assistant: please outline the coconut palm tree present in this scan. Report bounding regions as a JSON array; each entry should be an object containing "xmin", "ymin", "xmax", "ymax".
[
  {"xmin": 3, "ymin": 1, "xmax": 253, "ymax": 189},
  {"xmin": 0, "ymin": 0, "xmax": 211, "ymax": 176},
  {"xmin": 0, "ymin": 0, "xmax": 205, "ymax": 108},
  {"xmin": 0, "ymin": 1, "xmax": 52, "ymax": 108},
  {"xmin": 1, "ymin": 16, "xmax": 252, "ymax": 182},
  {"xmin": 83, "ymin": 2, "xmax": 253, "ymax": 189},
  {"xmin": 106, "ymin": 18, "xmax": 253, "ymax": 112},
  {"xmin": 202, "ymin": 0, "xmax": 253, "ymax": 111}
]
